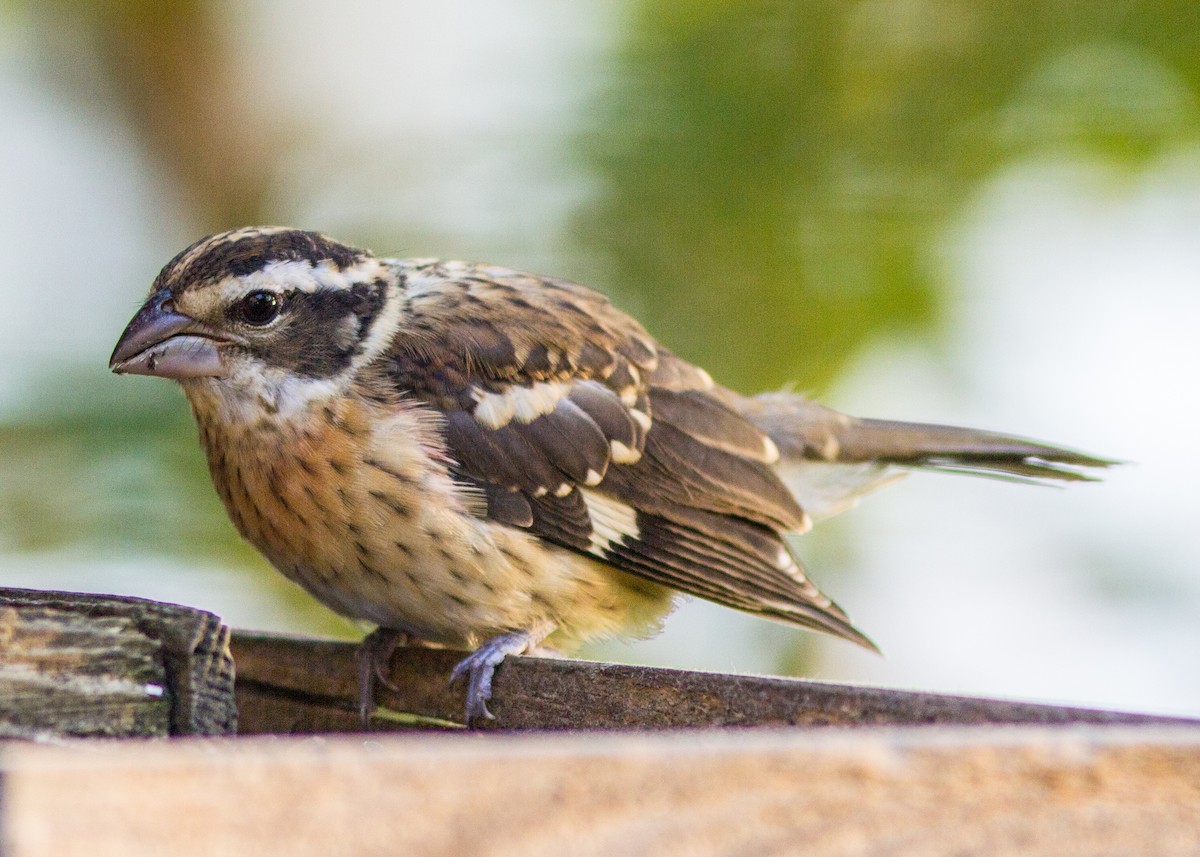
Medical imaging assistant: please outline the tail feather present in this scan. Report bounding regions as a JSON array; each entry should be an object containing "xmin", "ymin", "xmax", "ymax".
[
  {"xmin": 727, "ymin": 389, "xmax": 1116, "ymax": 503},
  {"xmin": 835, "ymin": 417, "xmax": 1117, "ymax": 484}
]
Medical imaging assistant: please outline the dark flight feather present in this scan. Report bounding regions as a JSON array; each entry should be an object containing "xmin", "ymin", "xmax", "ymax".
[{"xmin": 521, "ymin": 398, "xmax": 611, "ymax": 485}]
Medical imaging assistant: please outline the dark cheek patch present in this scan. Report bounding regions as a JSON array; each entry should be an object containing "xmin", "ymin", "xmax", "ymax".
[{"xmin": 251, "ymin": 281, "xmax": 386, "ymax": 378}]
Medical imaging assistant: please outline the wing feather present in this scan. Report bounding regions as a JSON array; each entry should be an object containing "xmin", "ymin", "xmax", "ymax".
[
  {"xmin": 567, "ymin": 381, "xmax": 641, "ymax": 453},
  {"xmin": 521, "ymin": 398, "xmax": 610, "ymax": 485},
  {"xmin": 481, "ymin": 483, "xmax": 535, "ymax": 528},
  {"xmin": 528, "ymin": 488, "xmax": 593, "ymax": 551},
  {"xmin": 650, "ymin": 388, "xmax": 778, "ymax": 464},
  {"xmin": 603, "ymin": 420, "xmax": 808, "ymax": 533},
  {"xmin": 379, "ymin": 260, "xmax": 862, "ymax": 643}
]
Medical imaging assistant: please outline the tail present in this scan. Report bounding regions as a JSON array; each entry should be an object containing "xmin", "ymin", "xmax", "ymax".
[
  {"xmin": 809, "ymin": 415, "xmax": 1115, "ymax": 483},
  {"xmin": 726, "ymin": 389, "xmax": 1116, "ymax": 520}
]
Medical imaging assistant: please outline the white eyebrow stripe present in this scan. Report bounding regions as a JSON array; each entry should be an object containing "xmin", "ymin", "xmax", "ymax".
[{"xmin": 216, "ymin": 258, "xmax": 391, "ymax": 303}]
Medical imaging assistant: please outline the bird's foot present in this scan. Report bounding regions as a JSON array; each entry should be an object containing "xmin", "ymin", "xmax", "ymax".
[
  {"xmin": 450, "ymin": 628, "xmax": 549, "ymax": 726},
  {"xmin": 356, "ymin": 627, "xmax": 410, "ymax": 727}
]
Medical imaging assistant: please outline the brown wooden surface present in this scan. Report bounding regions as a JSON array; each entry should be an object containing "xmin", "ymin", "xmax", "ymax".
[
  {"xmin": 231, "ymin": 630, "xmax": 1199, "ymax": 732},
  {"xmin": 5, "ymin": 727, "xmax": 1200, "ymax": 856},
  {"xmin": 0, "ymin": 606, "xmax": 1197, "ymax": 855},
  {"xmin": 0, "ymin": 588, "xmax": 236, "ymax": 738}
]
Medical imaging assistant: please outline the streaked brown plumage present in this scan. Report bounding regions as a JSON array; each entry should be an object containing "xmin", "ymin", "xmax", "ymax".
[{"xmin": 110, "ymin": 227, "xmax": 1112, "ymax": 724}]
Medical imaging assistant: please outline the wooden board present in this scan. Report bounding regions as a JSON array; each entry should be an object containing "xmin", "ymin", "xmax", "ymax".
[
  {"xmin": 4, "ymin": 727, "xmax": 1200, "ymax": 856},
  {"xmin": 0, "ymin": 588, "xmax": 236, "ymax": 738},
  {"xmin": 231, "ymin": 631, "xmax": 1198, "ymax": 732},
  {"xmin": 0, "ymin": 600, "xmax": 1197, "ymax": 855}
]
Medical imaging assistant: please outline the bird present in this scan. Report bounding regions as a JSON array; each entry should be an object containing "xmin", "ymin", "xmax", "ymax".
[{"xmin": 109, "ymin": 226, "xmax": 1112, "ymax": 725}]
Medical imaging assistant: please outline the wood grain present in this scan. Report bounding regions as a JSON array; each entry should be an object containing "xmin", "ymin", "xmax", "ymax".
[
  {"xmin": 231, "ymin": 631, "xmax": 1198, "ymax": 732},
  {"xmin": 5, "ymin": 727, "xmax": 1200, "ymax": 856},
  {"xmin": 0, "ymin": 588, "xmax": 236, "ymax": 738}
]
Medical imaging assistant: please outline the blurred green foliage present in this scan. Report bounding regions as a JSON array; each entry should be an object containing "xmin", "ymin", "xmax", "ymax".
[
  {"xmin": 0, "ymin": 368, "xmax": 240, "ymax": 560},
  {"xmin": 577, "ymin": 0, "xmax": 1200, "ymax": 392}
]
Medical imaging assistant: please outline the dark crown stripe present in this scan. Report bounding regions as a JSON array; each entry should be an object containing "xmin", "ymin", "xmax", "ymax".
[{"xmin": 158, "ymin": 229, "xmax": 369, "ymax": 290}]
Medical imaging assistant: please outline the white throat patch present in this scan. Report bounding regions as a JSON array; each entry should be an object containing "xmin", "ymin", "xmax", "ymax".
[{"xmin": 186, "ymin": 364, "xmax": 347, "ymax": 426}]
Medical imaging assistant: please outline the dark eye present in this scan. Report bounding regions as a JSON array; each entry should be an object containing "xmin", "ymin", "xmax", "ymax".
[{"xmin": 236, "ymin": 291, "xmax": 281, "ymax": 326}]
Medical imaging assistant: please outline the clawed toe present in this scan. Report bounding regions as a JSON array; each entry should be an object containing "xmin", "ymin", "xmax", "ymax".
[
  {"xmin": 356, "ymin": 627, "xmax": 409, "ymax": 727},
  {"xmin": 450, "ymin": 628, "xmax": 550, "ymax": 726},
  {"xmin": 450, "ymin": 647, "xmax": 504, "ymax": 724},
  {"xmin": 374, "ymin": 656, "xmax": 401, "ymax": 693}
]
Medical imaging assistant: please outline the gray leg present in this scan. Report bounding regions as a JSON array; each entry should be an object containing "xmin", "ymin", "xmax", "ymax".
[
  {"xmin": 450, "ymin": 628, "xmax": 550, "ymax": 725},
  {"xmin": 356, "ymin": 627, "xmax": 409, "ymax": 727}
]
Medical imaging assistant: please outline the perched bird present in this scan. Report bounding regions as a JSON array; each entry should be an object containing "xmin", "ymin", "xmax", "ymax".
[{"xmin": 110, "ymin": 227, "xmax": 1111, "ymax": 724}]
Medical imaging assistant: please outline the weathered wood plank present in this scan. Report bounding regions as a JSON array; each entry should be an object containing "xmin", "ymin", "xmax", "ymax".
[
  {"xmin": 0, "ymin": 605, "xmax": 167, "ymax": 739},
  {"xmin": 0, "ymin": 588, "xmax": 236, "ymax": 738},
  {"xmin": 4, "ymin": 728, "xmax": 1200, "ymax": 856},
  {"xmin": 231, "ymin": 631, "xmax": 1198, "ymax": 732}
]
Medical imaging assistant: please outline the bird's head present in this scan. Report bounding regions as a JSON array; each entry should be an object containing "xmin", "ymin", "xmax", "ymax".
[{"xmin": 110, "ymin": 227, "xmax": 399, "ymax": 419}]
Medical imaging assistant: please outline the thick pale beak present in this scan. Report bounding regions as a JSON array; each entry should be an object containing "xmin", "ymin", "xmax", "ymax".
[{"xmin": 109, "ymin": 289, "xmax": 228, "ymax": 379}]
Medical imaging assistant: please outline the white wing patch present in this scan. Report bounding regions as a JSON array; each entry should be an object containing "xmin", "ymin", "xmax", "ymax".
[
  {"xmin": 629, "ymin": 408, "xmax": 652, "ymax": 432},
  {"xmin": 581, "ymin": 489, "xmax": 639, "ymax": 554},
  {"xmin": 610, "ymin": 440, "xmax": 642, "ymax": 464},
  {"xmin": 471, "ymin": 388, "xmax": 516, "ymax": 429},
  {"xmin": 471, "ymin": 381, "xmax": 572, "ymax": 429}
]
